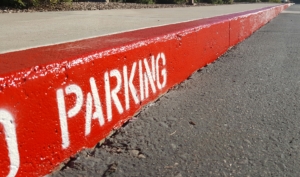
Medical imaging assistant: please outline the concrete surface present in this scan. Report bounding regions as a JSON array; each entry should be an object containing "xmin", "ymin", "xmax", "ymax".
[
  {"xmin": 0, "ymin": 3, "xmax": 279, "ymax": 54},
  {"xmin": 49, "ymin": 5, "xmax": 300, "ymax": 177}
]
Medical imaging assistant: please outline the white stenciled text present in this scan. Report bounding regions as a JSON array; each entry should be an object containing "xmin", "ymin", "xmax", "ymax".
[{"xmin": 56, "ymin": 52, "xmax": 167, "ymax": 149}]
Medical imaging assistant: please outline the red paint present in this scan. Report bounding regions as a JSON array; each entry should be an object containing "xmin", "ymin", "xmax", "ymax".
[
  {"xmin": 0, "ymin": 4, "xmax": 290, "ymax": 177},
  {"xmin": 229, "ymin": 4, "xmax": 289, "ymax": 46}
]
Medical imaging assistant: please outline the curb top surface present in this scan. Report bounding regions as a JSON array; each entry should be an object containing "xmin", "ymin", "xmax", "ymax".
[{"xmin": 0, "ymin": 3, "xmax": 279, "ymax": 54}]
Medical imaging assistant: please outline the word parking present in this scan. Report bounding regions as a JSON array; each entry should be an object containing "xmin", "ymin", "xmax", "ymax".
[{"xmin": 56, "ymin": 52, "xmax": 167, "ymax": 149}]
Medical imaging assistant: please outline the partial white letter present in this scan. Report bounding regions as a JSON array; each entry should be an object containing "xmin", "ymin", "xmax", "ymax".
[
  {"xmin": 144, "ymin": 58, "xmax": 157, "ymax": 94},
  {"xmin": 156, "ymin": 53, "xmax": 167, "ymax": 89},
  {"xmin": 110, "ymin": 70, "xmax": 123, "ymax": 114},
  {"xmin": 85, "ymin": 78, "xmax": 105, "ymax": 136},
  {"xmin": 85, "ymin": 93, "xmax": 92, "ymax": 136},
  {"xmin": 65, "ymin": 84, "xmax": 83, "ymax": 118},
  {"xmin": 123, "ymin": 63, "xmax": 139, "ymax": 110},
  {"xmin": 0, "ymin": 110, "xmax": 20, "ymax": 177},
  {"xmin": 90, "ymin": 77, "xmax": 105, "ymax": 126},
  {"xmin": 57, "ymin": 84, "xmax": 84, "ymax": 149},
  {"xmin": 139, "ymin": 60, "xmax": 144, "ymax": 101},
  {"xmin": 105, "ymin": 69, "xmax": 124, "ymax": 122},
  {"xmin": 56, "ymin": 89, "xmax": 69, "ymax": 149}
]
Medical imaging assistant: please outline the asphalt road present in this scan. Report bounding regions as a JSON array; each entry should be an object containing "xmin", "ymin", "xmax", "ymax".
[
  {"xmin": 0, "ymin": 3, "xmax": 278, "ymax": 54},
  {"xmin": 49, "ymin": 5, "xmax": 300, "ymax": 177}
]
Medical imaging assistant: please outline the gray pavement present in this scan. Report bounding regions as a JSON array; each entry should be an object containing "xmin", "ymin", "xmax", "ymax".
[
  {"xmin": 49, "ymin": 5, "xmax": 300, "ymax": 177},
  {"xmin": 0, "ymin": 3, "xmax": 279, "ymax": 54}
]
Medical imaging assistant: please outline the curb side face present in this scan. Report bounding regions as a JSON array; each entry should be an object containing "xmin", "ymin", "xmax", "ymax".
[{"xmin": 0, "ymin": 4, "xmax": 290, "ymax": 177}]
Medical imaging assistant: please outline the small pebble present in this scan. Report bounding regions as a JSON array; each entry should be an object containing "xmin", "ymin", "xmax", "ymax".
[
  {"xmin": 129, "ymin": 149, "xmax": 139, "ymax": 157},
  {"xmin": 138, "ymin": 154, "xmax": 146, "ymax": 159}
]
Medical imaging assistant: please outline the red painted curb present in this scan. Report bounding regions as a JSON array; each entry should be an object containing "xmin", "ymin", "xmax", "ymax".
[{"xmin": 0, "ymin": 4, "xmax": 290, "ymax": 177}]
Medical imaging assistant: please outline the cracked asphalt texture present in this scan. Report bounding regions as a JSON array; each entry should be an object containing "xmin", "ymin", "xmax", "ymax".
[{"xmin": 49, "ymin": 5, "xmax": 300, "ymax": 177}]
